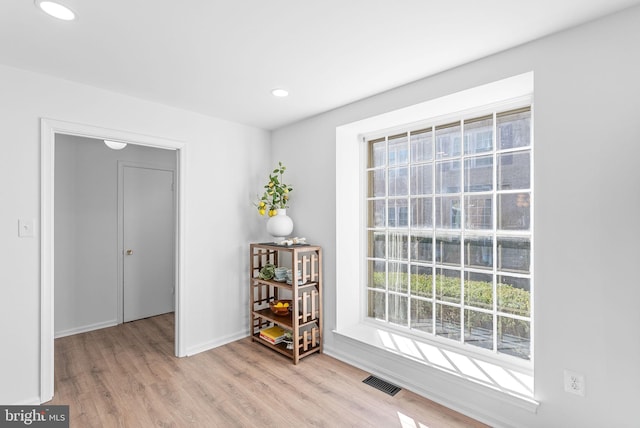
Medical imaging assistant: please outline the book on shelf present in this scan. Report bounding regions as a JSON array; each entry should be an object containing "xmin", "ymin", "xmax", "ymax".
[{"xmin": 259, "ymin": 325, "xmax": 287, "ymax": 344}]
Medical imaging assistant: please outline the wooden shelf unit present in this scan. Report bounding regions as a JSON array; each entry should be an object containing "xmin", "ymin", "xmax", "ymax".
[{"xmin": 249, "ymin": 243, "xmax": 322, "ymax": 364}]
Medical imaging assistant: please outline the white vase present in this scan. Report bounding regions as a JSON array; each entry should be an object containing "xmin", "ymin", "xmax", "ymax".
[{"xmin": 266, "ymin": 209, "xmax": 293, "ymax": 241}]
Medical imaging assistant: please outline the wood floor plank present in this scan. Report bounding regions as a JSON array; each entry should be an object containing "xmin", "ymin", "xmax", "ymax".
[{"xmin": 48, "ymin": 314, "xmax": 488, "ymax": 427}]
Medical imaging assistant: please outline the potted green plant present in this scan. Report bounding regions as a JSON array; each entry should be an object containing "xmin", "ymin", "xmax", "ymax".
[
  {"xmin": 256, "ymin": 162, "xmax": 294, "ymax": 240},
  {"xmin": 256, "ymin": 161, "xmax": 293, "ymax": 217}
]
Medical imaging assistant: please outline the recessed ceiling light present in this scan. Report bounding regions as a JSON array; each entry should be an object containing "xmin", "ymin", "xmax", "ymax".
[
  {"xmin": 271, "ymin": 88, "xmax": 289, "ymax": 98},
  {"xmin": 104, "ymin": 140, "xmax": 127, "ymax": 150},
  {"xmin": 35, "ymin": 1, "xmax": 76, "ymax": 21}
]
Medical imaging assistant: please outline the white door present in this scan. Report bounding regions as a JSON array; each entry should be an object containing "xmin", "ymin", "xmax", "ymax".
[{"xmin": 123, "ymin": 166, "xmax": 175, "ymax": 322}]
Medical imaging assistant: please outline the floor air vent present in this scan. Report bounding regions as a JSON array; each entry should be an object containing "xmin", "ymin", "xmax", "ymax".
[{"xmin": 362, "ymin": 375, "xmax": 401, "ymax": 396}]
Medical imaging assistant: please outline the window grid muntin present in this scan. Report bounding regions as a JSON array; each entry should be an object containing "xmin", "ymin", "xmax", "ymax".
[{"xmin": 365, "ymin": 105, "xmax": 532, "ymax": 360}]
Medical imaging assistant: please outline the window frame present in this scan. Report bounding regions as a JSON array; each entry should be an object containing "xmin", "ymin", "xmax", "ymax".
[
  {"xmin": 360, "ymin": 98, "xmax": 534, "ymax": 366},
  {"xmin": 335, "ymin": 74, "xmax": 537, "ymax": 410}
]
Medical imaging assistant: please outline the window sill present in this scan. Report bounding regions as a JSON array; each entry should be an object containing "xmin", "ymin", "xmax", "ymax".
[{"xmin": 331, "ymin": 323, "xmax": 539, "ymax": 414}]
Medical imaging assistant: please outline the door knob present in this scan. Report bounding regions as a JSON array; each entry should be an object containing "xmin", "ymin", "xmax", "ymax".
[{"xmin": 126, "ymin": 249, "xmax": 133, "ymax": 255}]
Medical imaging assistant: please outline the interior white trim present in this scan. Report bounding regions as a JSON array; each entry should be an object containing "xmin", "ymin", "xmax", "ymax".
[
  {"xmin": 185, "ymin": 330, "xmax": 249, "ymax": 357},
  {"xmin": 336, "ymin": 71, "xmax": 534, "ymax": 332},
  {"xmin": 324, "ymin": 336, "xmax": 531, "ymax": 428},
  {"xmin": 39, "ymin": 118, "xmax": 188, "ymax": 403},
  {"xmin": 330, "ymin": 324, "xmax": 538, "ymax": 411},
  {"xmin": 55, "ymin": 320, "xmax": 119, "ymax": 339}
]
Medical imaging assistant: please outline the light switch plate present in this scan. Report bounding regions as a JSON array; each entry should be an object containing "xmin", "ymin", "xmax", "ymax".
[{"xmin": 19, "ymin": 219, "xmax": 35, "ymax": 237}]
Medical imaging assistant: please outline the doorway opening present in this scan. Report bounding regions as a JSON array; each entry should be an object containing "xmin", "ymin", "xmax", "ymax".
[{"xmin": 40, "ymin": 119, "xmax": 187, "ymax": 403}]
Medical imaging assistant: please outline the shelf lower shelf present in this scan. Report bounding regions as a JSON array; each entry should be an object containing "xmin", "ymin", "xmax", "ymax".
[
  {"xmin": 251, "ymin": 333, "xmax": 321, "ymax": 361},
  {"xmin": 253, "ymin": 308, "xmax": 292, "ymax": 328},
  {"xmin": 252, "ymin": 333, "xmax": 293, "ymax": 358},
  {"xmin": 252, "ymin": 308, "xmax": 319, "ymax": 329}
]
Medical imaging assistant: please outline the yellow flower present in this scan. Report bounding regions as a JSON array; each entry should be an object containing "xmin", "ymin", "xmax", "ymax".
[{"xmin": 259, "ymin": 208, "xmax": 266, "ymax": 216}]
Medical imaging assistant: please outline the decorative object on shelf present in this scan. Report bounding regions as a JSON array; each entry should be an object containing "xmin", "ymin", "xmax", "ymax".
[
  {"xmin": 266, "ymin": 209, "xmax": 294, "ymax": 241},
  {"xmin": 282, "ymin": 331, "xmax": 294, "ymax": 350},
  {"xmin": 259, "ymin": 263, "xmax": 276, "ymax": 280},
  {"xmin": 274, "ymin": 267, "xmax": 288, "ymax": 281},
  {"xmin": 255, "ymin": 161, "xmax": 293, "ymax": 216},
  {"xmin": 278, "ymin": 236, "xmax": 306, "ymax": 246},
  {"xmin": 259, "ymin": 325, "xmax": 287, "ymax": 345},
  {"xmin": 286, "ymin": 269, "xmax": 306, "ymax": 285},
  {"xmin": 269, "ymin": 299, "xmax": 292, "ymax": 316},
  {"xmin": 255, "ymin": 162, "xmax": 294, "ymax": 241}
]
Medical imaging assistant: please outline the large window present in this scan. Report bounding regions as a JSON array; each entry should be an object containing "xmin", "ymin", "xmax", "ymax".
[{"xmin": 365, "ymin": 106, "xmax": 532, "ymax": 360}]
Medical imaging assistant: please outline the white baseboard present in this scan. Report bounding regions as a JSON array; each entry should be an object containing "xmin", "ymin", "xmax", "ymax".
[
  {"xmin": 8, "ymin": 396, "xmax": 42, "ymax": 405},
  {"xmin": 185, "ymin": 330, "xmax": 249, "ymax": 356},
  {"xmin": 54, "ymin": 320, "xmax": 118, "ymax": 338},
  {"xmin": 324, "ymin": 332, "xmax": 536, "ymax": 428}
]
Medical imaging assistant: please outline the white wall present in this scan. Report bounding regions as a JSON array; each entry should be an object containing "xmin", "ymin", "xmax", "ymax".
[
  {"xmin": 0, "ymin": 64, "xmax": 270, "ymax": 404},
  {"xmin": 272, "ymin": 6, "xmax": 640, "ymax": 428},
  {"xmin": 54, "ymin": 135, "xmax": 177, "ymax": 336}
]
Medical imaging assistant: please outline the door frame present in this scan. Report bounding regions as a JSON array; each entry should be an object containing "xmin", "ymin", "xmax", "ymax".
[
  {"xmin": 118, "ymin": 162, "xmax": 176, "ymax": 324},
  {"xmin": 40, "ymin": 118, "xmax": 187, "ymax": 403}
]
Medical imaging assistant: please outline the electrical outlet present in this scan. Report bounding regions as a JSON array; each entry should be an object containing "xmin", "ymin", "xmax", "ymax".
[{"xmin": 564, "ymin": 370, "xmax": 585, "ymax": 396}]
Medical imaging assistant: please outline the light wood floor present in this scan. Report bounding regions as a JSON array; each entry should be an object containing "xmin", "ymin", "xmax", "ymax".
[{"xmin": 48, "ymin": 314, "xmax": 488, "ymax": 427}]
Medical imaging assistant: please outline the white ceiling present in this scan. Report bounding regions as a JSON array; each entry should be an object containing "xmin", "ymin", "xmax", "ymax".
[{"xmin": 1, "ymin": 0, "xmax": 639, "ymax": 130}]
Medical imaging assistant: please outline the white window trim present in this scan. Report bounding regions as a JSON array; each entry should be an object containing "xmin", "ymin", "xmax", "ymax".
[
  {"xmin": 335, "ymin": 72, "xmax": 538, "ymax": 411},
  {"xmin": 361, "ymin": 100, "xmax": 533, "ymax": 360}
]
